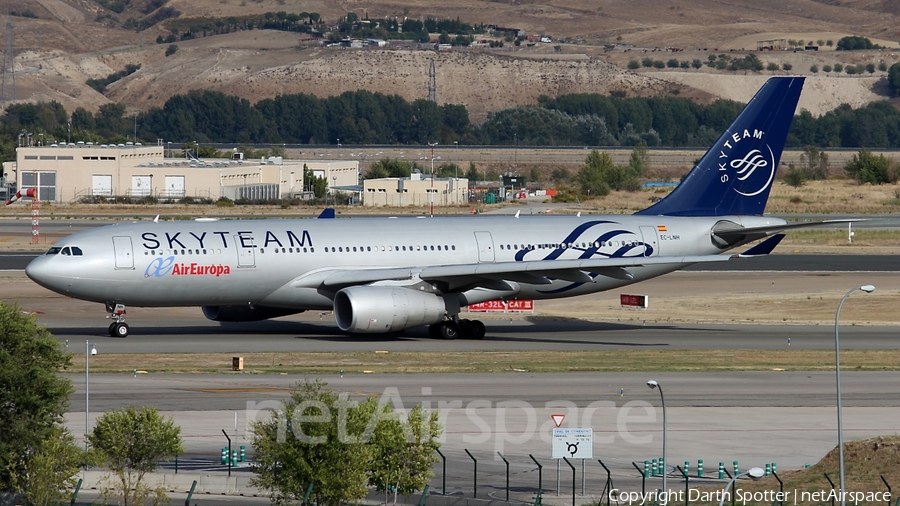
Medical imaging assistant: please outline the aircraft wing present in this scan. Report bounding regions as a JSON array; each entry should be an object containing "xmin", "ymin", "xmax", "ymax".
[{"xmin": 293, "ymin": 254, "xmax": 738, "ymax": 292}]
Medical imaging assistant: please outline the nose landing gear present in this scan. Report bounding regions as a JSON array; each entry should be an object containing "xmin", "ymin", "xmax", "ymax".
[{"xmin": 105, "ymin": 302, "xmax": 129, "ymax": 337}]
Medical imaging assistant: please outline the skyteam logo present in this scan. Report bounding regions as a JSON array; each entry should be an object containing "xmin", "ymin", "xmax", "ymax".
[
  {"xmin": 718, "ymin": 128, "xmax": 775, "ymax": 197},
  {"xmin": 144, "ymin": 256, "xmax": 232, "ymax": 278}
]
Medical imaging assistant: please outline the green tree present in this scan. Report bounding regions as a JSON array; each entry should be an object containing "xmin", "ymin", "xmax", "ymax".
[
  {"xmin": 889, "ymin": 62, "xmax": 900, "ymax": 96},
  {"xmin": 800, "ymin": 145, "xmax": 829, "ymax": 180},
  {"xmin": 0, "ymin": 302, "xmax": 79, "ymax": 501},
  {"xmin": 250, "ymin": 379, "xmax": 374, "ymax": 506},
  {"xmin": 528, "ymin": 164, "xmax": 544, "ymax": 183},
  {"xmin": 576, "ymin": 150, "xmax": 612, "ymax": 197},
  {"xmin": 88, "ymin": 406, "xmax": 183, "ymax": 506},
  {"xmin": 367, "ymin": 403, "xmax": 441, "ymax": 503},
  {"xmin": 628, "ymin": 141, "xmax": 650, "ymax": 175},
  {"xmin": 10, "ymin": 426, "xmax": 84, "ymax": 506},
  {"xmin": 466, "ymin": 162, "xmax": 479, "ymax": 181},
  {"xmin": 844, "ymin": 148, "xmax": 890, "ymax": 184},
  {"xmin": 782, "ymin": 163, "xmax": 806, "ymax": 187},
  {"xmin": 304, "ymin": 163, "xmax": 328, "ymax": 198},
  {"xmin": 165, "ymin": 44, "xmax": 178, "ymax": 56}
]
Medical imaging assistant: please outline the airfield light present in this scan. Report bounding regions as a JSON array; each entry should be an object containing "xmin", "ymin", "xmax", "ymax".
[
  {"xmin": 834, "ymin": 284, "xmax": 874, "ymax": 506},
  {"xmin": 647, "ymin": 380, "xmax": 667, "ymax": 504},
  {"xmin": 718, "ymin": 467, "xmax": 765, "ymax": 506}
]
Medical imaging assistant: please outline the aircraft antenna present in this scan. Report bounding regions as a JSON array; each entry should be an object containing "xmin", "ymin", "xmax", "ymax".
[
  {"xmin": 1, "ymin": 14, "xmax": 16, "ymax": 103},
  {"xmin": 427, "ymin": 59, "xmax": 436, "ymax": 103}
]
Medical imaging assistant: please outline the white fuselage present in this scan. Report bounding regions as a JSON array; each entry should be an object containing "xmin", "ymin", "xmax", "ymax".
[{"xmin": 25, "ymin": 213, "xmax": 785, "ymax": 310}]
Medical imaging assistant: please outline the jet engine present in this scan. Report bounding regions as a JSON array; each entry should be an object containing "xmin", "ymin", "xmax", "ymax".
[
  {"xmin": 334, "ymin": 286, "xmax": 446, "ymax": 333},
  {"xmin": 202, "ymin": 305, "xmax": 302, "ymax": 322}
]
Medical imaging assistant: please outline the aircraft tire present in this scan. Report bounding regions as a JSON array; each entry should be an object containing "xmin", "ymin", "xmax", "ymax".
[
  {"xmin": 438, "ymin": 321, "xmax": 459, "ymax": 340},
  {"xmin": 112, "ymin": 322, "xmax": 130, "ymax": 338},
  {"xmin": 108, "ymin": 323, "xmax": 117, "ymax": 337},
  {"xmin": 468, "ymin": 320, "xmax": 486, "ymax": 340}
]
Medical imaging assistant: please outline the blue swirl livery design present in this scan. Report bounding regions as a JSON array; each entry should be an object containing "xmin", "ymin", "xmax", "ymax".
[{"xmin": 637, "ymin": 77, "xmax": 804, "ymax": 217}]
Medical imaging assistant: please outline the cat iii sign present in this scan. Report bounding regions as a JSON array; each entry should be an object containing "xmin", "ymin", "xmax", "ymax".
[{"xmin": 552, "ymin": 427, "xmax": 593, "ymax": 459}]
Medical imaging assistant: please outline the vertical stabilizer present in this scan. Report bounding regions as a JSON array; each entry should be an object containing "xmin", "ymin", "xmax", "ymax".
[{"xmin": 636, "ymin": 77, "xmax": 804, "ymax": 217}]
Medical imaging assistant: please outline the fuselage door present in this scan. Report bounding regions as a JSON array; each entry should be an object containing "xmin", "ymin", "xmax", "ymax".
[
  {"xmin": 112, "ymin": 236, "xmax": 134, "ymax": 269},
  {"xmin": 234, "ymin": 235, "xmax": 256, "ymax": 268},
  {"xmin": 639, "ymin": 226, "xmax": 659, "ymax": 257},
  {"xmin": 474, "ymin": 231, "xmax": 495, "ymax": 263}
]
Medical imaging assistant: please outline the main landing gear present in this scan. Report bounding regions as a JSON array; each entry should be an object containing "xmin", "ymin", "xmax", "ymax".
[
  {"xmin": 428, "ymin": 319, "xmax": 486, "ymax": 340},
  {"xmin": 105, "ymin": 302, "xmax": 130, "ymax": 338}
]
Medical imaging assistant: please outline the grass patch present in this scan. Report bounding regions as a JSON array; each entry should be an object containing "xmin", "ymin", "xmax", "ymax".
[{"xmin": 70, "ymin": 349, "xmax": 900, "ymax": 374}]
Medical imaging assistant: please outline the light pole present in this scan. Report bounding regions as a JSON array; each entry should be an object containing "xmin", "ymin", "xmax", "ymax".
[
  {"xmin": 835, "ymin": 284, "xmax": 874, "ymax": 506},
  {"xmin": 718, "ymin": 467, "xmax": 765, "ymax": 506},
  {"xmin": 85, "ymin": 341, "xmax": 97, "ymax": 450},
  {"xmin": 647, "ymin": 380, "xmax": 667, "ymax": 505},
  {"xmin": 428, "ymin": 142, "xmax": 438, "ymax": 216},
  {"xmin": 332, "ymin": 175, "xmax": 337, "ymax": 206}
]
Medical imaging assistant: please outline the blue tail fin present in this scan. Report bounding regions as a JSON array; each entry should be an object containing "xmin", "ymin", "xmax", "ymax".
[{"xmin": 636, "ymin": 76, "xmax": 804, "ymax": 217}]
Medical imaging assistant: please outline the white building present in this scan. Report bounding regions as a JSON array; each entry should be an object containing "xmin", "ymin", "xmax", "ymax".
[
  {"xmin": 8, "ymin": 144, "xmax": 358, "ymax": 202},
  {"xmin": 363, "ymin": 173, "xmax": 468, "ymax": 207}
]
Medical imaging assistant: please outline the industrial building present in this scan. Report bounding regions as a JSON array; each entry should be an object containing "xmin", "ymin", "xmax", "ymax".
[
  {"xmin": 362, "ymin": 173, "xmax": 468, "ymax": 207},
  {"xmin": 4, "ymin": 143, "xmax": 359, "ymax": 202}
]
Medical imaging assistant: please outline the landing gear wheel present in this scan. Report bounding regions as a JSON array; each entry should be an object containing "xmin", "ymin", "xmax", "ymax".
[
  {"xmin": 112, "ymin": 322, "xmax": 130, "ymax": 338},
  {"xmin": 468, "ymin": 320, "xmax": 486, "ymax": 340},
  {"xmin": 428, "ymin": 323, "xmax": 442, "ymax": 339},
  {"xmin": 108, "ymin": 323, "xmax": 117, "ymax": 337},
  {"xmin": 438, "ymin": 321, "xmax": 459, "ymax": 340}
]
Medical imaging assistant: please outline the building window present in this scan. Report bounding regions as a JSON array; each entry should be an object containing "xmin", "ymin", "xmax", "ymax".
[{"xmin": 21, "ymin": 171, "xmax": 56, "ymax": 201}]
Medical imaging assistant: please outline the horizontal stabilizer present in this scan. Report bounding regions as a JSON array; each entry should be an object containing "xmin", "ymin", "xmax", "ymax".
[
  {"xmin": 739, "ymin": 234, "xmax": 785, "ymax": 257},
  {"xmin": 714, "ymin": 219, "xmax": 864, "ymax": 238}
]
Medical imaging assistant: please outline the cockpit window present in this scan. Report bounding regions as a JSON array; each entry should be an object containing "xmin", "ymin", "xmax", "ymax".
[
  {"xmin": 46, "ymin": 247, "xmax": 62, "ymax": 255},
  {"xmin": 61, "ymin": 247, "xmax": 71, "ymax": 256},
  {"xmin": 71, "ymin": 247, "xmax": 83, "ymax": 256}
]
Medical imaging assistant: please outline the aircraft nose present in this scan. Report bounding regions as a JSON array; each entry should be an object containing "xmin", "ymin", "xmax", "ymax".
[{"xmin": 25, "ymin": 255, "xmax": 60, "ymax": 291}]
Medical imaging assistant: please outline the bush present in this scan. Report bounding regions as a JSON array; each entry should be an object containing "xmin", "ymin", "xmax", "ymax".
[
  {"xmin": 810, "ymin": 64, "xmax": 818, "ymax": 73},
  {"xmin": 889, "ymin": 62, "xmax": 900, "ymax": 96},
  {"xmin": 165, "ymin": 44, "xmax": 178, "ymax": 56},
  {"xmin": 652, "ymin": 60, "xmax": 665, "ymax": 69},
  {"xmin": 845, "ymin": 148, "xmax": 890, "ymax": 184},
  {"xmin": 782, "ymin": 164, "xmax": 806, "ymax": 187},
  {"xmin": 782, "ymin": 63, "xmax": 792, "ymax": 71},
  {"xmin": 641, "ymin": 57, "xmax": 654, "ymax": 67},
  {"xmin": 823, "ymin": 64, "xmax": 832, "ymax": 73},
  {"xmin": 666, "ymin": 58, "xmax": 679, "ymax": 68},
  {"xmin": 627, "ymin": 59, "xmax": 640, "ymax": 69},
  {"xmin": 766, "ymin": 62, "xmax": 779, "ymax": 71},
  {"xmin": 216, "ymin": 196, "xmax": 235, "ymax": 207},
  {"xmin": 833, "ymin": 63, "xmax": 843, "ymax": 72}
]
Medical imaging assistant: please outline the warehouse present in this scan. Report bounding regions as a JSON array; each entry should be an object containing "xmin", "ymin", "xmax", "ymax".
[{"xmin": 7, "ymin": 143, "xmax": 359, "ymax": 202}]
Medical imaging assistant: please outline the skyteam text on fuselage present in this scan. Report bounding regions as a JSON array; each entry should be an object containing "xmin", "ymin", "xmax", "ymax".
[{"xmin": 25, "ymin": 77, "xmax": 832, "ymax": 339}]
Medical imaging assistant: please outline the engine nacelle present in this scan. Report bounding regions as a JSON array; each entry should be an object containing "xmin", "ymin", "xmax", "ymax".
[
  {"xmin": 334, "ymin": 286, "xmax": 446, "ymax": 333},
  {"xmin": 202, "ymin": 305, "xmax": 302, "ymax": 322}
]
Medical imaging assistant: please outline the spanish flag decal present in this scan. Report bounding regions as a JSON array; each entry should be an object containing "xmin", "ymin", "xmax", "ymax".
[{"xmin": 657, "ymin": 225, "xmax": 667, "ymax": 232}]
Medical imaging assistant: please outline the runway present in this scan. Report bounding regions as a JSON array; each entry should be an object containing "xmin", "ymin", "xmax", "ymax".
[{"xmin": 3, "ymin": 257, "xmax": 899, "ymax": 502}]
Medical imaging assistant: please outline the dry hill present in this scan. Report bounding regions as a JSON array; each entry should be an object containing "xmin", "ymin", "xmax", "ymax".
[{"xmin": 3, "ymin": 0, "xmax": 900, "ymax": 120}]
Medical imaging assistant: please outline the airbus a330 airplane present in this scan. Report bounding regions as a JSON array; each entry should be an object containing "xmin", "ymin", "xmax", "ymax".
[{"xmin": 26, "ymin": 76, "xmax": 827, "ymax": 339}]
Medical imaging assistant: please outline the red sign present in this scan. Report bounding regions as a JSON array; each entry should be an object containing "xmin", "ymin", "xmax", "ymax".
[
  {"xmin": 551, "ymin": 414, "xmax": 565, "ymax": 427},
  {"xmin": 468, "ymin": 300, "xmax": 535, "ymax": 312},
  {"xmin": 620, "ymin": 294, "xmax": 649, "ymax": 308},
  {"xmin": 507, "ymin": 299, "xmax": 534, "ymax": 311}
]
